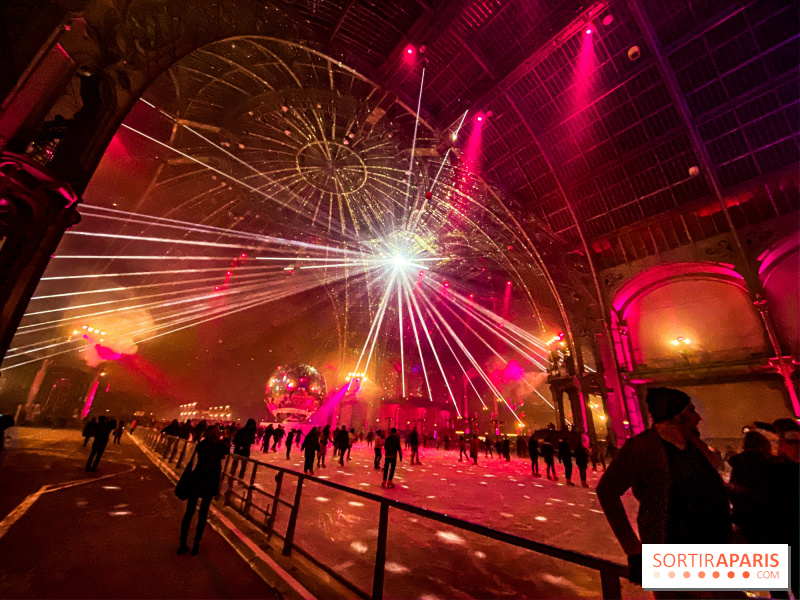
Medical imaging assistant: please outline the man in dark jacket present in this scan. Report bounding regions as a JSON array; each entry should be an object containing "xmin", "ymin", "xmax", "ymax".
[
  {"xmin": 409, "ymin": 426, "xmax": 421, "ymax": 465},
  {"xmin": 271, "ymin": 425, "xmax": 285, "ymax": 451},
  {"xmin": 335, "ymin": 426, "xmax": 349, "ymax": 466},
  {"xmin": 574, "ymin": 440, "xmax": 590, "ymax": 487},
  {"xmin": 558, "ymin": 437, "xmax": 574, "ymax": 485},
  {"xmin": 596, "ymin": 387, "xmax": 731, "ymax": 594},
  {"xmin": 86, "ymin": 416, "xmax": 115, "ymax": 471},
  {"xmin": 261, "ymin": 424, "xmax": 274, "ymax": 452},
  {"xmin": 382, "ymin": 428, "xmax": 402, "ymax": 488},
  {"xmin": 285, "ymin": 428, "xmax": 296, "ymax": 459},
  {"xmin": 501, "ymin": 437, "xmax": 511, "ymax": 461},
  {"xmin": 541, "ymin": 439, "xmax": 556, "ymax": 480},
  {"xmin": 232, "ymin": 418, "xmax": 257, "ymax": 478},
  {"xmin": 301, "ymin": 426, "xmax": 320, "ymax": 475},
  {"xmin": 177, "ymin": 419, "xmax": 193, "ymax": 440},
  {"xmin": 528, "ymin": 435, "xmax": 540, "ymax": 477}
]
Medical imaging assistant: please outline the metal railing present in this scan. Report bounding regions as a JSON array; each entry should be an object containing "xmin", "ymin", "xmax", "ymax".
[{"xmin": 138, "ymin": 430, "xmax": 629, "ymax": 600}]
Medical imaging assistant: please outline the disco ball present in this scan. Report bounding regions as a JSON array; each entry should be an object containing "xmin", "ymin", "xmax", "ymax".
[{"xmin": 265, "ymin": 363, "xmax": 327, "ymax": 422}]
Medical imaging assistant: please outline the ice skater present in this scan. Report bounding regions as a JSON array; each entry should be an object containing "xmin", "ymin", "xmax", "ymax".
[
  {"xmin": 301, "ymin": 427, "xmax": 320, "ymax": 475},
  {"xmin": 558, "ymin": 437, "xmax": 574, "ymax": 486},
  {"xmin": 82, "ymin": 417, "xmax": 97, "ymax": 447},
  {"xmin": 502, "ymin": 437, "xmax": 511, "ymax": 461},
  {"xmin": 528, "ymin": 435, "xmax": 540, "ymax": 477},
  {"xmin": 541, "ymin": 438, "xmax": 557, "ymax": 480},
  {"xmin": 574, "ymin": 439, "xmax": 590, "ymax": 487},
  {"xmin": 261, "ymin": 424, "xmax": 274, "ymax": 452},
  {"xmin": 409, "ymin": 426, "xmax": 421, "ymax": 465},
  {"xmin": 470, "ymin": 434, "xmax": 479, "ymax": 466},
  {"xmin": 381, "ymin": 428, "xmax": 402, "ymax": 488},
  {"xmin": 285, "ymin": 428, "xmax": 296, "ymax": 459},
  {"xmin": 318, "ymin": 426, "xmax": 329, "ymax": 468},
  {"xmin": 271, "ymin": 425, "xmax": 284, "ymax": 451},
  {"xmin": 373, "ymin": 429, "xmax": 384, "ymax": 470},
  {"xmin": 458, "ymin": 436, "xmax": 467, "ymax": 461}
]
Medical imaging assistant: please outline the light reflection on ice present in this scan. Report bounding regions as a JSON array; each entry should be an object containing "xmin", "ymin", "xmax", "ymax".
[
  {"xmin": 535, "ymin": 516, "xmax": 547, "ymax": 522},
  {"xmin": 385, "ymin": 562, "xmax": 410, "ymax": 574},
  {"xmin": 474, "ymin": 551, "xmax": 486, "ymax": 559},
  {"xmin": 350, "ymin": 541, "xmax": 368, "ymax": 553},
  {"xmin": 348, "ymin": 501, "xmax": 365, "ymax": 507},
  {"xmin": 436, "ymin": 531, "xmax": 466, "ymax": 544},
  {"xmin": 426, "ymin": 495, "xmax": 436, "ymax": 499},
  {"xmin": 315, "ymin": 497, "xmax": 330, "ymax": 502}
]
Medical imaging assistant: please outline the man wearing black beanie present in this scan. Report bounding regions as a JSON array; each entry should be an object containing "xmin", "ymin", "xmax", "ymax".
[{"xmin": 596, "ymin": 388, "xmax": 738, "ymax": 598}]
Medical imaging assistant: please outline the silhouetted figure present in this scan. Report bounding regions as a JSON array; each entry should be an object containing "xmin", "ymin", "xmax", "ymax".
[
  {"xmin": 335, "ymin": 426, "xmax": 349, "ymax": 466},
  {"xmin": 558, "ymin": 438, "xmax": 574, "ymax": 485},
  {"xmin": 502, "ymin": 437, "xmax": 511, "ymax": 461},
  {"xmin": 271, "ymin": 425, "xmax": 284, "ymax": 451},
  {"xmin": 484, "ymin": 435, "xmax": 493, "ymax": 458},
  {"xmin": 232, "ymin": 418, "xmax": 257, "ymax": 478},
  {"xmin": 458, "ymin": 436, "xmax": 467, "ymax": 461},
  {"xmin": 373, "ymin": 430, "xmax": 385, "ymax": 470},
  {"xmin": 771, "ymin": 418, "xmax": 799, "ymax": 600},
  {"xmin": 192, "ymin": 420, "xmax": 207, "ymax": 442},
  {"xmin": 346, "ymin": 428, "xmax": 355, "ymax": 460},
  {"xmin": 574, "ymin": 440, "xmax": 590, "ymax": 487},
  {"xmin": 597, "ymin": 388, "xmax": 733, "ymax": 596},
  {"xmin": 590, "ymin": 442, "xmax": 605, "ymax": 471},
  {"xmin": 261, "ymin": 424, "xmax": 274, "ymax": 452},
  {"xmin": 177, "ymin": 420, "xmax": 193, "ymax": 440},
  {"xmin": 82, "ymin": 417, "xmax": 97, "ymax": 447},
  {"xmin": 382, "ymin": 428, "xmax": 402, "ymax": 488},
  {"xmin": 318, "ymin": 425, "xmax": 330, "ymax": 468},
  {"xmin": 470, "ymin": 435, "xmax": 479, "ymax": 466},
  {"xmin": 528, "ymin": 435, "xmax": 540, "ymax": 477},
  {"xmin": 161, "ymin": 419, "xmax": 180, "ymax": 436},
  {"xmin": 0, "ymin": 414, "xmax": 16, "ymax": 467},
  {"xmin": 86, "ymin": 416, "xmax": 115, "ymax": 471},
  {"xmin": 301, "ymin": 427, "xmax": 320, "ymax": 475},
  {"xmin": 728, "ymin": 430, "xmax": 774, "ymax": 543},
  {"xmin": 285, "ymin": 429, "xmax": 296, "ymax": 459},
  {"xmin": 366, "ymin": 431, "xmax": 374, "ymax": 448},
  {"xmin": 541, "ymin": 440, "xmax": 556, "ymax": 480},
  {"xmin": 112, "ymin": 419, "xmax": 125, "ymax": 444},
  {"xmin": 177, "ymin": 425, "xmax": 229, "ymax": 556},
  {"xmin": 409, "ymin": 427, "xmax": 421, "ymax": 465}
]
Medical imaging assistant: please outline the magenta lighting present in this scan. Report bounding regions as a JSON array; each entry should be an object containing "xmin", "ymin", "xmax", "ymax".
[
  {"xmin": 602, "ymin": 14, "xmax": 614, "ymax": 26},
  {"xmin": 406, "ymin": 45, "xmax": 414, "ymax": 55},
  {"xmin": 506, "ymin": 280, "xmax": 512, "ymax": 285},
  {"xmin": 585, "ymin": 26, "xmax": 593, "ymax": 35}
]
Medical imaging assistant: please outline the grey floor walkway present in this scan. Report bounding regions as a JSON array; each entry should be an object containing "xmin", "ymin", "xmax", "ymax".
[{"xmin": 0, "ymin": 427, "xmax": 281, "ymax": 599}]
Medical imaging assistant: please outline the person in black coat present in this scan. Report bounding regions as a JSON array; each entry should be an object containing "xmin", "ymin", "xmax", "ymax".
[
  {"xmin": 82, "ymin": 417, "xmax": 97, "ymax": 447},
  {"xmin": 301, "ymin": 426, "xmax": 320, "ymax": 475},
  {"xmin": 501, "ymin": 437, "xmax": 511, "ymax": 461},
  {"xmin": 232, "ymin": 418, "xmax": 257, "ymax": 478},
  {"xmin": 574, "ymin": 440, "xmax": 590, "ymax": 487},
  {"xmin": 178, "ymin": 425, "xmax": 229, "ymax": 556},
  {"xmin": 86, "ymin": 416, "xmax": 115, "ymax": 471},
  {"xmin": 528, "ymin": 435, "xmax": 540, "ymax": 477},
  {"xmin": 285, "ymin": 428, "xmax": 296, "ymax": 459},
  {"xmin": 177, "ymin": 420, "xmax": 193, "ymax": 440},
  {"xmin": 541, "ymin": 439, "xmax": 557, "ymax": 480},
  {"xmin": 192, "ymin": 420, "xmax": 207, "ymax": 442},
  {"xmin": 261, "ymin": 424, "xmax": 274, "ymax": 452},
  {"xmin": 382, "ymin": 428, "xmax": 403, "ymax": 488},
  {"xmin": 558, "ymin": 437, "xmax": 574, "ymax": 486},
  {"xmin": 271, "ymin": 425, "xmax": 285, "ymax": 451},
  {"xmin": 335, "ymin": 426, "xmax": 349, "ymax": 466},
  {"xmin": 161, "ymin": 419, "xmax": 180, "ymax": 436}
]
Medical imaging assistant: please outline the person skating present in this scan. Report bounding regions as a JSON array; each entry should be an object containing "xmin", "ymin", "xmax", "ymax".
[
  {"xmin": 574, "ymin": 439, "xmax": 590, "ymax": 487},
  {"xmin": 271, "ymin": 425, "xmax": 285, "ymax": 451},
  {"xmin": 458, "ymin": 436, "xmax": 467, "ymax": 461},
  {"xmin": 346, "ymin": 428, "xmax": 356, "ymax": 460},
  {"xmin": 502, "ymin": 437, "xmax": 511, "ymax": 461},
  {"xmin": 373, "ymin": 429, "xmax": 385, "ymax": 470},
  {"xmin": 285, "ymin": 428, "xmax": 296, "ymax": 459},
  {"xmin": 409, "ymin": 426, "xmax": 421, "ymax": 465},
  {"xmin": 366, "ymin": 430, "xmax": 374, "ymax": 448},
  {"xmin": 301, "ymin": 427, "xmax": 320, "ymax": 475},
  {"xmin": 528, "ymin": 435, "xmax": 540, "ymax": 477},
  {"xmin": 484, "ymin": 434, "xmax": 493, "ymax": 458},
  {"xmin": 232, "ymin": 418, "xmax": 257, "ymax": 478},
  {"xmin": 82, "ymin": 417, "xmax": 97, "ymax": 447},
  {"xmin": 335, "ymin": 425, "xmax": 349, "ymax": 467},
  {"xmin": 318, "ymin": 425, "xmax": 330, "ymax": 468},
  {"xmin": 596, "ymin": 388, "xmax": 736, "ymax": 598},
  {"xmin": 541, "ymin": 439, "xmax": 557, "ymax": 480},
  {"xmin": 558, "ymin": 437, "xmax": 574, "ymax": 486},
  {"xmin": 469, "ymin": 434, "xmax": 479, "ymax": 466},
  {"xmin": 177, "ymin": 425, "xmax": 229, "ymax": 556},
  {"xmin": 86, "ymin": 416, "xmax": 115, "ymax": 472},
  {"xmin": 381, "ymin": 428, "xmax": 402, "ymax": 488},
  {"xmin": 261, "ymin": 424, "xmax": 274, "ymax": 452}
]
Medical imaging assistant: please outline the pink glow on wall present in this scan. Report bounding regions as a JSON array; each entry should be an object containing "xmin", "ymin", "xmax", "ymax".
[{"xmin": 81, "ymin": 379, "xmax": 100, "ymax": 418}]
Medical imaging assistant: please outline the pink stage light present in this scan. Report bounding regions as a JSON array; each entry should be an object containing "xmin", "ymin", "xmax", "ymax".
[
  {"xmin": 506, "ymin": 280, "xmax": 512, "ymax": 286},
  {"xmin": 476, "ymin": 115, "xmax": 483, "ymax": 122},
  {"xmin": 444, "ymin": 282, "xmax": 449, "ymax": 287},
  {"xmin": 406, "ymin": 45, "xmax": 415, "ymax": 55},
  {"xmin": 585, "ymin": 27, "xmax": 593, "ymax": 35},
  {"xmin": 603, "ymin": 14, "xmax": 614, "ymax": 26}
]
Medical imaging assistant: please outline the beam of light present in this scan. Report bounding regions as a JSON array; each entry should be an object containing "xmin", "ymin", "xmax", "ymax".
[
  {"xmin": 412, "ymin": 282, "xmax": 518, "ymax": 424},
  {"xmin": 412, "ymin": 283, "xmax": 486, "ymax": 410},
  {"xmin": 30, "ymin": 269, "xmax": 280, "ymax": 300},
  {"xmin": 404, "ymin": 65, "xmax": 426, "ymax": 212},
  {"xmin": 348, "ymin": 266, "xmax": 395, "ymax": 383},
  {"xmin": 5, "ymin": 265, "xmax": 367, "ymax": 370},
  {"xmin": 402, "ymin": 281, "xmax": 434, "ymax": 404},
  {"xmin": 40, "ymin": 264, "xmax": 282, "ymax": 281},
  {"xmin": 397, "ymin": 275, "xmax": 405, "ymax": 398},
  {"xmin": 362, "ymin": 272, "xmax": 397, "ymax": 375},
  {"xmin": 80, "ymin": 204, "xmax": 363, "ymax": 255},
  {"xmin": 402, "ymin": 278, "xmax": 460, "ymax": 415},
  {"xmin": 53, "ymin": 255, "xmax": 257, "ymax": 261}
]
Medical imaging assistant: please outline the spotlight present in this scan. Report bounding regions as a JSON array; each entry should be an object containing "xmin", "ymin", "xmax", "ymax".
[
  {"xmin": 602, "ymin": 14, "xmax": 614, "ymax": 26},
  {"xmin": 444, "ymin": 282, "xmax": 449, "ymax": 287},
  {"xmin": 425, "ymin": 191, "xmax": 432, "ymax": 199},
  {"xmin": 506, "ymin": 281, "xmax": 512, "ymax": 286},
  {"xmin": 476, "ymin": 115, "xmax": 483, "ymax": 122},
  {"xmin": 406, "ymin": 45, "xmax": 415, "ymax": 55},
  {"xmin": 419, "ymin": 271, "xmax": 424, "ymax": 277},
  {"xmin": 392, "ymin": 254, "xmax": 409, "ymax": 270},
  {"xmin": 451, "ymin": 132, "xmax": 458, "ymax": 141},
  {"xmin": 585, "ymin": 27, "xmax": 593, "ymax": 35}
]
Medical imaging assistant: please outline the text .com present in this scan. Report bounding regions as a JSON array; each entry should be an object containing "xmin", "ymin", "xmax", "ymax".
[{"xmin": 643, "ymin": 544, "xmax": 790, "ymax": 591}]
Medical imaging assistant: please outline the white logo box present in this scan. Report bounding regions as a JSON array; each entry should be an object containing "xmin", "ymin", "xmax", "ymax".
[{"xmin": 642, "ymin": 544, "xmax": 790, "ymax": 591}]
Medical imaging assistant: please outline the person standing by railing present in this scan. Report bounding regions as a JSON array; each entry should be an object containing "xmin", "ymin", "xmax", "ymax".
[
  {"xmin": 301, "ymin": 427, "xmax": 320, "ymax": 475},
  {"xmin": 382, "ymin": 428, "xmax": 402, "ymax": 488},
  {"xmin": 177, "ymin": 425, "xmax": 229, "ymax": 556},
  {"xmin": 232, "ymin": 418, "xmax": 257, "ymax": 478}
]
